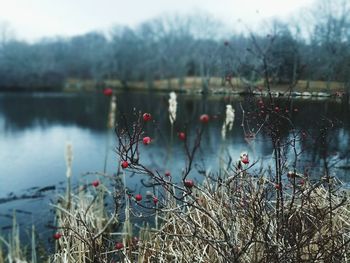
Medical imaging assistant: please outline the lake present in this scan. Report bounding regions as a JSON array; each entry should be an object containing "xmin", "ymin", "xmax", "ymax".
[{"xmin": 0, "ymin": 91, "xmax": 349, "ymax": 245}]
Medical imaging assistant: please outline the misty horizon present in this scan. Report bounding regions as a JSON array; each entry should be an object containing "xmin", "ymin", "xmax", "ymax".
[{"xmin": 0, "ymin": 0, "xmax": 316, "ymax": 42}]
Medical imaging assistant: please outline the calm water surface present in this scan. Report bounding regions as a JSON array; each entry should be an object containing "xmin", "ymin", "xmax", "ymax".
[{"xmin": 0, "ymin": 91, "xmax": 349, "ymax": 242}]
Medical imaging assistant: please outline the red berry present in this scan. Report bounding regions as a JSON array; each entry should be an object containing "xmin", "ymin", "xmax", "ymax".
[
  {"xmin": 199, "ymin": 114, "xmax": 210, "ymax": 123},
  {"xmin": 135, "ymin": 194, "xmax": 142, "ymax": 202},
  {"xmin": 165, "ymin": 170, "xmax": 171, "ymax": 177},
  {"xmin": 92, "ymin": 180, "xmax": 100, "ymax": 187},
  {"xmin": 241, "ymin": 155, "xmax": 249, "ymax": 164},
  {"xmin": 258, "ymin": 100, "xmax": 264, "ymax": 105},
  {"xmin": 142, "ymin": 136, "xmax": 151, "ymax": 145},
  {"xmin": 275, "ymin": 184, "xmax": 281, "ymax": 190},
  {"xmin": 153, "ymin": 196, "xmax": 158, "ymax": 204},
  {"xmin": 143, "ymin": 113, "xmax": 152, "ymax": 122},
  {"xmin": 285, "ymin": 109, "xmax": 289, "ymax": 113},
  {"xmin": 103, "ymin": 88, "xmax": 113, "ymax": 97},
  {"xmin": 184, "ymin": 179, "xmax": 194, "ymax": 188},
  {"xmin": 53, "ymin": 233, "xmax": 62, "ymax": 240},
  {"xmin": 240, "ymin": 153, "xmax": 249, "ymax": 164},
  {"xmin": 115, "ymin": 242, "xmax": 124, "ymax": 250},
  {"xmin": 299, "ymin": 180, "xmax": 305, "ymax": 186},
  {"xmin": 178, "ymin": 132, "xmax": 186, "ymax": 140},
  {"xmin": 121, "ymin": 161, "xmax": 129, "ymax": 169},
  {"xmin": 274, "ymin": 106, "xmax": 280, "ymax": 113}
]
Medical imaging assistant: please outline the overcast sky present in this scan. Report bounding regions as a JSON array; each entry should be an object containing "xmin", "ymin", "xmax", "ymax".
[{"xmin": 0, "ymin": 0, "xmax": 315, "ymax": 41}]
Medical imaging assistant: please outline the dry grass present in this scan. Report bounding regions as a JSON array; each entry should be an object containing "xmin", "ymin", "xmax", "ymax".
[
  {"xmin": 137, "ymin": 176, "xmax": 350, "ymax": 263},
  {"xmin": 49, "ymin": 177, "xmax": 123, "ymax": 263},
  {"xmin": 3, "ymin": 165, "xmax": 348, "ymax": 262},
  {"xmin": 0, "ymin": 213, "xmax": 37, "ymax": 263}
]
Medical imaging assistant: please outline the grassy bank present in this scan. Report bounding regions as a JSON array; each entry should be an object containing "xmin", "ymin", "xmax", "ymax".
[{"xmin": 1, "ymin": 175, "xmax": 349, "ymax": 262}]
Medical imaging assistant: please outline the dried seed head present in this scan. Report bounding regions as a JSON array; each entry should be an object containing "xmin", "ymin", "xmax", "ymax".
[
  {"xmin": 168, "ymin": 92, "xmax": 177, "ymax": 124},
  {"xmin": 222, "ymin": 105, "xmax": 235, "ymax": 140}
]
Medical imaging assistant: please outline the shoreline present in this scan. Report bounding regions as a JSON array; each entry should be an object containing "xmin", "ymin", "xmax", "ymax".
[
  {"xmin": 62, "ymin": 77, "xmax": 350, "ymax": 98},
  {"xmin": 1, "ymin": 77, "xmax": 348, "ymax": 99}
]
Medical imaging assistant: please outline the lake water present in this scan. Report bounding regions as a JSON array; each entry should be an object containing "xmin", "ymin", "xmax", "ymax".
[{"xmin": 0, "ymin": 91, "xmax": 349, "ymax": 244}]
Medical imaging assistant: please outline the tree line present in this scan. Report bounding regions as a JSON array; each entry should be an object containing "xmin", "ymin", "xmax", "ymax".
[{"xmin": 0, "ymin": 0, "xmax": 349, "ymax": 91}]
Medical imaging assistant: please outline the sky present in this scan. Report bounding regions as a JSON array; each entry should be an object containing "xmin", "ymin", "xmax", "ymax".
[{"xmin": 0, "ymin": 0, "xmax": 315, "ymax": 41}]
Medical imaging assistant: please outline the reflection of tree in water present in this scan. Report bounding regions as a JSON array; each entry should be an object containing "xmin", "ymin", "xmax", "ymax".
[
  {"xmin": 297, "ymin": 107, "xmax": 350, "ymax": 181},
  {"xmin": 0, "ymin": 94, "xmax": 109, "ymax": 131}
]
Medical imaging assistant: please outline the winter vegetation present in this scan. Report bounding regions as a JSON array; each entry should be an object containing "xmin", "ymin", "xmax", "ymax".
[{"xmin": 0, "ymin": 0, "xmax": 350, "ymax": 262}]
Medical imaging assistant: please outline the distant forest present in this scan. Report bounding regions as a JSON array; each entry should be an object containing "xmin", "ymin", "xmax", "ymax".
[{"xmin": 0, "ymin": 0, "xmax": 349, "ymax": 91}]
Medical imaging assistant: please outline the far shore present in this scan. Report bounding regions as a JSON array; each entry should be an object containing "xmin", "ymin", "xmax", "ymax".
[
  {"xmin": 1, "ymin": 77, "xmax": 348, "ymax": 98},
  {"xmin": 64, "ymin": 77, "xmax": 348, "ymax": 98}
]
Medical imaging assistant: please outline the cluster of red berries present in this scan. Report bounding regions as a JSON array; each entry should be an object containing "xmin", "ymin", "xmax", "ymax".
[
  {"xmin": 142, "ymin": 113, "xmax": 152, "ymax": 145},
  {"xmin": 119, "ymin": 113, "xmax": 155, "ymax": 170},
  {"xmin": 177, "ymin": 114, "xmax": 210, "ymax": 141},
  {"xmin": 255, "ymin": 101, "xmax": 299, "ymax": 115},
  {"xmin": 134, "ymin": 193, "xmax": 158, "ymax": 205}
]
